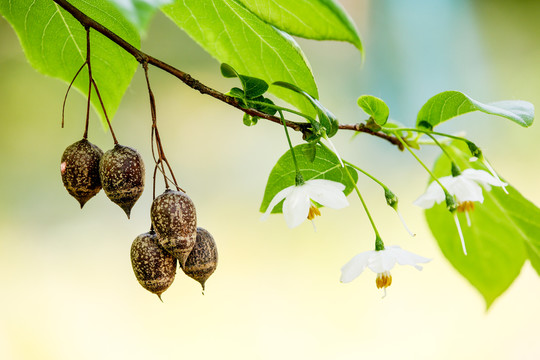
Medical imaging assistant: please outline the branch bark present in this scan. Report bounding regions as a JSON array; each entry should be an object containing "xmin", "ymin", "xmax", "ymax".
[{"xmin": 52, "ymin": 0, "xmax": 402, "ymax": 149}]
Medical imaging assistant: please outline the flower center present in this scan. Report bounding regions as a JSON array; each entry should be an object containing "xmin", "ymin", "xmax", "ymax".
[
  {"xmin": 307, "ymin": 204, "xmax": 321, "ymax": 220},
  {"xmin": 376, "ymin": 271, "xmax": 392, "ymax": 289},
  {"xmin": 457, "ymin": 201, "xmax": 475, "ymax": 213}
]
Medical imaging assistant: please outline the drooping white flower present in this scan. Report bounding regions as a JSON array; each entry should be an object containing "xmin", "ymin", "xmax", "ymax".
[
  {"xmin": 261, "ymin": 179, "xmax": 349, "ymax": 228},
  {"xmin": 414, "ymin": 169, "xmax": 507, "ymax": 211},
  {"xmin": 340, "ymin": 245, "xmax": 431, "ymax": 297},
  {"xmin": 414, "ymin": 168, "xmax": 506, "ymax": 255}
]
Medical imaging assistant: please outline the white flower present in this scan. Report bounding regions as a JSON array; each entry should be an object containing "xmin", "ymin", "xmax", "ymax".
[
  {"xmin": 413, "ymin": 169, "xmax": 507, "ymax": 210},
  {"xmin": 340, "ymin": 245, "xmax": 431, "ymax": 297},
  {"xmin": 261, "ymin": 179, "xmax": 349, "ymax": 228},
  {"xmin": 414, "ymin": 168, "xmax": 506, "ymax": 256}
]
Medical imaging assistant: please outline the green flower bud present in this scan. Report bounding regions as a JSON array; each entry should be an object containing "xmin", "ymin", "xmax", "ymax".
[{"xmin": 384, "ymin": 188, "xmax": 398, "ymax": 210}]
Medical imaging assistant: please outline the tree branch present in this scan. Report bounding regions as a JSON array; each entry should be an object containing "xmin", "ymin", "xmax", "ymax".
[{"xmin": 52, "ymin": 0, "xmax": 402, "ymax": 149}]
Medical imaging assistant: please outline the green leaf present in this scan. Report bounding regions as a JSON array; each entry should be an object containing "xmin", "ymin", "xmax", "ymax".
[
  {"xmin": 242, "ymin": 113, "xmax": 258, "ymax": 126},
  {"xmin": 424, "ymin": 142, "xmax": 540, "ymax": 308},
  {"xmin": 162, "ymin": 0, "xmax": 318, "ymax": 117},
  {"xmin": 220, "ymin": 63, "xmax": 269, "ymax": 98},
  {"xmin": 416, "ymin": 91, "xmax": 535, "ymax": 129},
  {"xmin": 250, "ymin": 96, "xmax": 277, "ymax": 115},
  {"xmin": 108, "ymin": 0, "xmax": 173, "ymax": 32},
  {"xmin": 260, "ymin": 144, "xmax": 358, "ymax": 213},
  {"xmin": 235, "ymin": 0, "xmax": 362, "ymax": 52},
  {"xmin": 357, "ymin": 95, "xmax": 389, "ymax": 126},
  {"xmin": 0, "ymin": 0, "xmax": 139, "ymax": 126},
  {"xmin": 274, "ymin": 81, "xmax": 339, "ymax": 137}
]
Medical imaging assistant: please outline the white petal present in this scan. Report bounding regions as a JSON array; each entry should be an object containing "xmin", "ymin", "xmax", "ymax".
[
  {"xmin": 448, "ymin": 176, "xmax": 484, "ymax": 203},
  {"xmin": 367, "ymin": 250, "xmax": 397, "ymax": 273},
  {"xmin": 260, "ymin": 185, "xmax": 294, "ymax": 221},
  {"xmin": 413, "ymin": 179, "xmax": 447, "ymax": 208},
  {"xmin": 386, "ymin": 245, "xmax": 431, "ymax": 270},
  {"xmin": 340, "ymin": 251, "xmax": 374, "ymax": 283},
  {"xmin": 282, "ymin": 186, "xmax": 311, "ymax": 228},
  {"xmin": 306, "ymin": 179, "xmax": 345, "ymax": 192},
  {"xmin": 304, "ymin": 179, "xmax": 349, "ymax": 209},
  {"xmin": 461, "ymin": 168, "xmax": 507, "ymax": 189}
]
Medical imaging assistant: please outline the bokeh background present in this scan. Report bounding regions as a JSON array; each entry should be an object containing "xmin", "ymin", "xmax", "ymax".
[{"xmin": 1, "ymin": 0, "xmax": 540, "ymax": 359}]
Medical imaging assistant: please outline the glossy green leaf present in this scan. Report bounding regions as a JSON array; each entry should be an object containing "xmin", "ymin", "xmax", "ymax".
[
  {"xmin": 357, "ymin": 95, "xmax": 389, "ymax": 126},
  {"xmin": 235, "ymin": 0, "xmax": 362, "ymax": 52},
  {"xmin": 274, "ymin": 81, "xmax": 339, "ymax": 137},
  {"xmin": 260, "ymin": 144, "xmax": 358, "ymax": 213},
  {"xmin": 162, "ymin": 0, "xmax": 318, "ymax": 116},
  {"xmin": 220, "ymin": 63, "xmax": 269, "ymax": 98},
  {"xmin": 0, "ymin": 0, "xmax": 139, "ymax": 126},
  {"xmin": 108, "ymin": 0, "xmax": 173, "ymax": 32},
  {"xmin": 416, "ymin": 91, "xmax": 535, "ymax": 129},
  {"xmin": 424, "ymin": 142, "xmax": 540, "ymax": 308}
]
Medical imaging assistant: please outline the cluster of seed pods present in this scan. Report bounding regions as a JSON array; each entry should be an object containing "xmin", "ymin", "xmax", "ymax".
[
  {"xmin": 131, "ymin": 189, "xmax": 218, "ymax": 300},
  {"xmin": 60, "ymin": 139, "xmax": 144, "ymax": 216},
  {"xmin": 60, "ymin": 139, "xmax": 217, "ymax": 300}
]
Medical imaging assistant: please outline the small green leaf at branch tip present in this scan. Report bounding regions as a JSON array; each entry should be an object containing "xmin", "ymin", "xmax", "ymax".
[
  {"xmin": 243, "ymin": 113, "xmax": 258, "ymax": 126},
  {"xmin": 357, "ymin": 95, "xmax": 390, "ymax": 126},
  {"xmin": 260, "ymin": 144, "xmax": 358, "ymax": 214},
  {"xmin": 220, "ymin": 63, "xmax": 238, "ymax": 78},
  {"xmin": 221, "ymin": 64, "xmax": 269, "ymax": 98},
  {"xmin": 416, "ymin": 91, "xmax": 535, "ymax": 129}
]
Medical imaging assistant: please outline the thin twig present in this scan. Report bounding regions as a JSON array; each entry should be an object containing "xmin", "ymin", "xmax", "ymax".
[
  {"xmin": 83, "ymin": 27, "xmax": 92, "ymax": 139},
  {"xmin": 91, "ymin": 79, "xmax": 119, "ymax": 144},
  {"xmin": 61, "ymin": 60, "xmax": 87, "ymax": 129}
]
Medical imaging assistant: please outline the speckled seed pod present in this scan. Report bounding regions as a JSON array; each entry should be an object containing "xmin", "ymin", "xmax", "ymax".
[
  {"xmin": 60, "ymin": 139, "xmax": 103, "ymax": 208},
  {"xmin": 99, "ymin": 144, "xmax": 145, "ymax": 218},
  {"xmin": 183, "ymin": 227, "xmax": 218, "ymax": 291},
  {"xmin": 150, "ymin": 189, "xmax": 197, "ymax": 267},
  {"xmin": 131, "ymin": 231, "xmax": 177, "ymax": 300}
]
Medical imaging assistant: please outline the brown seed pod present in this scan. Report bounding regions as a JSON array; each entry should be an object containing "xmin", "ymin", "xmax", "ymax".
[
  {"xmin": 131, "ymin": 230, "xmax": 177, "ymax": 301},
  {"xmin": 99, "ymin": 144, "xmax": 145, "ymax": 218},
  {"xmin": 60, "ymin": 138, "xmax": 103, "ymax": 208},
  {"xmin": 150, "ymin": 189, "xmax": 197, "ymax": 267},
  {"xmin": 183, "ymin": 227, "xmax": 218, "ymax": 291}
]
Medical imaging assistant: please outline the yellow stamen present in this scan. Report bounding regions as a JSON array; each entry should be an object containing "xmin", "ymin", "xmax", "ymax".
[
  {"xmin": 376, "ymin": 271, "xmax": 392, "ymax": 289},
  {"xmin": 457, "ymin": 201, "xmax": 475, "ymax": 213},
  {"xmin": 307, "ymin": 205, "xmax": 321, "ymax": 220}
]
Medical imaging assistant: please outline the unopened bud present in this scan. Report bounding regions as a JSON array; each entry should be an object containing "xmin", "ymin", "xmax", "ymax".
[
  {"xmin": 384, "ymin": 188, "xmax": 398, "ymax": 209},
  {"xmin": 451, "ymin": 162, "xmax": 461, "ymax": 177},
  {"xmin": 466, "ymin": 141, "xmax": 482, "ymax": 159}
]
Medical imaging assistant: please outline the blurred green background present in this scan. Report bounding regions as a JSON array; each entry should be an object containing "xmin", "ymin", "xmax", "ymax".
[{"xmin": 1, "ymin": 0, "xmax": 540, "ymax": 359}]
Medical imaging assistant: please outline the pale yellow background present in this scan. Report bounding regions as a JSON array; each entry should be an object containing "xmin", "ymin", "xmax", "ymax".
[{"xmin": 1, "ymin": 1, "xmax": 539, "ymax": 359}]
